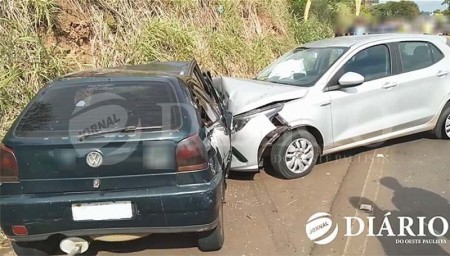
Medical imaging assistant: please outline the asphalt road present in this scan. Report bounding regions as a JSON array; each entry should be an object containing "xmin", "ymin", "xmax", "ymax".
[{"xmin": 1, "ymin": 132, "xmax": 449, "ymax": 255}]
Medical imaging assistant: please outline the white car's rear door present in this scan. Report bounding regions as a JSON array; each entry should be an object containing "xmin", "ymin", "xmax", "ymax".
[{"xmin": 393, "ymin": 41, "xmax": 450, "ymax": 128}]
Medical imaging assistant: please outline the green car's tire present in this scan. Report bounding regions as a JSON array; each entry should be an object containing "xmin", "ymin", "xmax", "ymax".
[
  {"xmin": 198, "ymin": 202, "xmax": 224, "ymax": 252},
  {"xmin": 12, "ymin": 240, "xmax": 58, "ymax": 256}
]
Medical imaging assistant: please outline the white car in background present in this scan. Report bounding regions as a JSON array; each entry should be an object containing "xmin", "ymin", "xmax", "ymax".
[{"xmin": 213, "ymin": 34, "xmax": 450, "ymax": 179}]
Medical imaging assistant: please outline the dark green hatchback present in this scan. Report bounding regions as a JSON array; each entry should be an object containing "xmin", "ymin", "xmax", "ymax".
[{"xmin": 0, "ymin": 61, "xmax": 232, "ymax": 255}]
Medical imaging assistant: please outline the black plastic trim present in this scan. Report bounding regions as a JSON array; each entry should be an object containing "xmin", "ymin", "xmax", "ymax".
[{"xmin": 231, "ymin": 147, "xmax": 248, "ymax": 163}]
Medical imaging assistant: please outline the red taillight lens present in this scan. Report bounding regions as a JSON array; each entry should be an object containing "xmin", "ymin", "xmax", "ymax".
[
  {"xmin": 12, "ymin": 225, "xmax": 28, "ymax": 236},
  {"xmin": 0, "ymin": 144, "xmax": 19, "ymax": 183},
  {"xmin": 176, "ymin": 134, "xmax": 208, "ymax": 172}
]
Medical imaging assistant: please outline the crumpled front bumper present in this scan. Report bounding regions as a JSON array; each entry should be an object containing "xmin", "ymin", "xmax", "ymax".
[{"xmin": 230, "ymin": 114, "xmax": 278, "ymax": 171}]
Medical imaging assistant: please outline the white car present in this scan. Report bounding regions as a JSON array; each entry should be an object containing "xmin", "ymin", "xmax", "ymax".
[{"xmin": 213, "ymin": 34, "xmax": 450, "ymax": 179}]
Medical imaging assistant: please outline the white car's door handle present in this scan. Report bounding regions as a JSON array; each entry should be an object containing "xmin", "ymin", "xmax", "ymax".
[
  {"xmin": 320, "ymin": 100, "xmax": 331, "ymax": 107},
  {"xmin": 382, "ymin": 82, "xmax": 398, "ymax": 89},
  {"xmin": 437, "ymin": 71, "xmax": 449, "ymax": 78}
]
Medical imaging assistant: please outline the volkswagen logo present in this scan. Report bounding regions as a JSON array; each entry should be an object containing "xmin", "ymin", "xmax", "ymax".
[{"xmin": 86, "ymin": 151, "xmax": 103, "ymax": 168}]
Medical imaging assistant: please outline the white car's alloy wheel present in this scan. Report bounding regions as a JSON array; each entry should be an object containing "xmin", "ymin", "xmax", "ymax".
[
  {"xmin": 285, "ymin": 138, "xmax": 314, "ymax": 173},
  {"xmin": 446, "ymin": 113, "xmax": 450, "ymax": 138}
]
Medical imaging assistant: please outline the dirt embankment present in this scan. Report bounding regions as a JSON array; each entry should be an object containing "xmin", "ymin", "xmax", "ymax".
[{"xmin": 3, "ymin": 0, "xmax": 333, "ymax": 138}]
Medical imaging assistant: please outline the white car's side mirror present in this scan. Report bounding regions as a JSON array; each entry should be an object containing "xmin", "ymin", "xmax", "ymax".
[{"xmin": 338, "ymin": 72, "xmax": 365, "ymax": 87}]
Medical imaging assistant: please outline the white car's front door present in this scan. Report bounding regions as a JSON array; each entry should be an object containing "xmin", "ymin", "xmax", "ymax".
[{"xmin": 326, "ymin": 44, "xmax": 400, "ymax": 149}]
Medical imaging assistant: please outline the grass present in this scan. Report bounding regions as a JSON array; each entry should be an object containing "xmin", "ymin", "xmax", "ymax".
[
  {"xmin": 0, "ymin": 0, "xmax": 333, "ymax": 138},
  {"xmin": 0, "ymin": 0, "xmax": 70, "ymax": 138}
]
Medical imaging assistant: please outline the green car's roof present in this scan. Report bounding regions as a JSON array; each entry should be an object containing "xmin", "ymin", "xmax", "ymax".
[{"xmin": 59, "ymin": 60, "xmax": 197, "ymax": 81}]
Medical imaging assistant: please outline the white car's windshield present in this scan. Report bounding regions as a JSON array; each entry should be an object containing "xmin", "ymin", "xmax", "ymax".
[{"xmin": 256, "ymin": 47, "xmax": 347, "ymax": 87}]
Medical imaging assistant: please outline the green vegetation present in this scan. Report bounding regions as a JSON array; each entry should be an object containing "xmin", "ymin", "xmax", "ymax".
[
  {"xmin": 443, "ymin": 0, "xmax": 450, "ymax": 11},
  {"xmin": 371, "ymin": 0, "xmax": 420, "ymax": 19},
  {"xmin": 4, "ymin": 0, "xmax": 403, "ymax": 138}
]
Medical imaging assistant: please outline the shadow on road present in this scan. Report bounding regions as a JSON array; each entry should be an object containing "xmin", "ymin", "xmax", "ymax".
[
  {"xmin": 84, "ymin": 233, "xmax": 199, "ymax": 255},
  {"xmin": 349, "ymin": 177, "xmax": 450, "ymax": 255},
  {"xmin": 227, "ymin": 171, "xmax": 257, "ymax": 180}
]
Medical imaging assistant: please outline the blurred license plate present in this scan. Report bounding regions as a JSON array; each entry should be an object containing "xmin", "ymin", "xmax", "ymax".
[{"xmin": 72, "ymin": 201, "xmax": 132, "ymax": 221}]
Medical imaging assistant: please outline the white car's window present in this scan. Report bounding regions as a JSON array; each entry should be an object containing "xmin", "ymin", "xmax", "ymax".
[
  {"xmin": 341, "ymin": 44, "xmax": 391, "ymax": 82},
  {"xmin": 256, "ymin": 47, "xmax": 347, "ymax": 87},
  {"xmin": 430, "ymin": 43, "xmax": 445, "ymax": 62},
  {"xmin": 398, "ymin": 42, "xmax": 436, "ymax": 72}
]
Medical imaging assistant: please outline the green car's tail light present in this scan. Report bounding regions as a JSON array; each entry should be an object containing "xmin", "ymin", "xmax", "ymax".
[
  {"xmin": 176, "ymin": 134, "xmax": 208, "ymax": 172},
  {"xmin": 0, "ymin": 144, "xmax": 19, "ymax": 183},
  {"xmin": 12, "ymin": 225, "xmax": 28, "ymax": 236}
]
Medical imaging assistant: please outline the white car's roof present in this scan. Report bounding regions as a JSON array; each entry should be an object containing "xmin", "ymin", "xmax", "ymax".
[{"xmin": 303, "ymin": 34, "xmax": 446, "ymax": 48}]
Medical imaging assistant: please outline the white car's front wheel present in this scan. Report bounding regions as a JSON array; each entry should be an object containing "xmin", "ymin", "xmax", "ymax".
[
  {"xmin": 434, "ymin": 104, "xmax": 450, "ymax": 140},
  {"xmin": 270, "ymin": 129, "xmax": 319, "ymax": 179}
]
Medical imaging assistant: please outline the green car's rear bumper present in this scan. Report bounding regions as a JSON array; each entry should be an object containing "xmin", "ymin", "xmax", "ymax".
[{"xmin": 0, "ymin": 173, "xmax": 223, "ymax": 242}]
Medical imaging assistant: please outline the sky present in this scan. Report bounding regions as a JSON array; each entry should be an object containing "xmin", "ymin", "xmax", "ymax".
[{"xmin": 379, "ymin": 0, "xmax": 448, "ymax": 12}]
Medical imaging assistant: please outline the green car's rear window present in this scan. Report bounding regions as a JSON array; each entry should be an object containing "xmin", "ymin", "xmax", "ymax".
[{"xmin": 15, "ymin": 81, "xmax": 182, "ymax": 137}]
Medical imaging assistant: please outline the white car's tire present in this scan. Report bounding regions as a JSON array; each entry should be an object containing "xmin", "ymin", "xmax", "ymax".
[
  {"xmin": 434, "ymin": 104, "xmax": 450, "ymax": 140},
  {"xmin": 270, "ymin": 129, "xmax": 319, "ymax": 179}
]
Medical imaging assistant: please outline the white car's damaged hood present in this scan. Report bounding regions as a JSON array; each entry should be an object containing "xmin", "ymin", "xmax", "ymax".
[{"xmin": 212, "ymin": 77, "xmax": 309, "ymax": 115}]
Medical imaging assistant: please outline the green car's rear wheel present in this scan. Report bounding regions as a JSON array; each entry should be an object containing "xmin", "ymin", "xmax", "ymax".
[
  {"xmin": 197, "ymin": 201, "xmax": 224, "ymax": 252},
  {"xmin": 12, "ymin": 240, "xmax": 59, "ymax": 256}
]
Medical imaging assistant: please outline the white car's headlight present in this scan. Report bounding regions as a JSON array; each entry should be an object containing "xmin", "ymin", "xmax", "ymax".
[{"xmin": 233, "ymin": 103, "xmax": 284, "ymax": 132}]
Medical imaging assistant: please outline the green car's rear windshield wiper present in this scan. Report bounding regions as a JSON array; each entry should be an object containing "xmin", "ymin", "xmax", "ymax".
[{"xmin": 78, "ymin": 125, "xmax": 162, "ymax": 141}]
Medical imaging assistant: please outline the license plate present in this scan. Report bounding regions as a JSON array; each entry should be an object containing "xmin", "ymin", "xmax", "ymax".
[{"xmin": 72, "ymin": 201, "xmax": 133, "ymax": 221}]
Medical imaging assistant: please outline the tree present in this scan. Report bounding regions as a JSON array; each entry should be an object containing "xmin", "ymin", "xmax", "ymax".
[
  {"xmin": 443, "ymin": 0, "xmax": 450, "ymax": 10},
  {"xmin": 290, "ymin": 0, "xmax": 313, "ymax": 20},
  {"xmin": 304, "ymin": 0, "xmax": 312, "ymax": 21},
  {"xmin": 356, "ymin": 0, "xmax": 362, "ymax": 16},
  {"xmin": 371, "ymin": 0, "xmax": 420, "ymax": 19}
]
